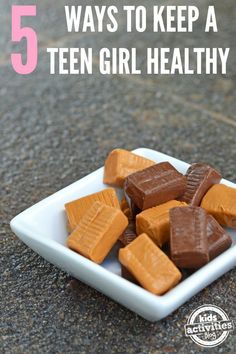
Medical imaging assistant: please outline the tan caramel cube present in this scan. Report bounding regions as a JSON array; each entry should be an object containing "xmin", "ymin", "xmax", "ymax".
[
  {"xmin": 136, "ymin": 200, "xmax": 187, "ymax": 246},
  {"xmin": 201, "ymin": 184, "xmax": 236, "ymax": 228},
  {"xmin": 119, "ymin": 234, "xmax": 182, "ymax": 295},
  {"xmin": 103, "ymin": 149, "xmax": 155, "ymax": 187},
  {"xmin": 65, "ymin": 188, "xmax": 120, "ymax": 232},
  {"xmin": 68, "ymin": 202, "xmax": 128, "ymax": 264}
]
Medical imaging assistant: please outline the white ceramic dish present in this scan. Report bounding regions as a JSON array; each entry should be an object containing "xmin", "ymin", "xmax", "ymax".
[{"xmin": 10, "ymin": 148, "xmax": 236, "ymax": 322}]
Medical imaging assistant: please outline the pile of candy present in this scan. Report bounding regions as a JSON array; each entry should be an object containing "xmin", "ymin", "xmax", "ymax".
[{"xmin": 65, "ymin": 149, "xmax": 233, "ymax": 295}]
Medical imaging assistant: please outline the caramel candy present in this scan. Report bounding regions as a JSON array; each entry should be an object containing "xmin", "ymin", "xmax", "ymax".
[
  {"xmin": 65, "ymin": 188, "xmax": 120, "ymax": 232},
  {"xmin": 201, "ymin": 184, "xmax": 236, "ymax": 228},
  {"xmin": 207, "ymin": 215, "xmax": 232, "ymax": 260},
  {"xmin": 136, "ymin": 200, "xmax": 187, "ymax": 246},
  {"xmin": 181, "ymin": 163, "xmax": 222, "ymax": 206},
  {"xmin": 120, "ymin": 197, "xmax": 131, "ymax": 218},
  {"xmin": 103, "ymin": 149, "xmax": 155, "ymax": 187},
  {"xmin": 170, "ymin": 206, "xmax": 209, "ymax": 269},
  {"xmin": 120, "ymin": 197, "xmax": 129, "ymax": 211},
  {"xmin": 119, "ymin": 234, "xmax": 182, "ymax": 295},
  {"xmin": 67, "ymin": 202, "xmax": 128, "ymax": 264},
  {"xmin": 121, "ymin": 265, "xmax": 139, "ymax": 284},
  {"xmin": 124, "ymin": 162, "xmax": 186, "ymax": 210}
]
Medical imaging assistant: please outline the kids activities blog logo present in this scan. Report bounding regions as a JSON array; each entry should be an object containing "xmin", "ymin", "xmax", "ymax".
[{"xmin": 185, "ymin": 304, "xmax": 234, "ymax": 348}]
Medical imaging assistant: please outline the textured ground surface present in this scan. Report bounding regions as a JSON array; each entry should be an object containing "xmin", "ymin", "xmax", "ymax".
[{"xmin": 1, "ymin": 0, "xmax": 236, "ymax": 353}]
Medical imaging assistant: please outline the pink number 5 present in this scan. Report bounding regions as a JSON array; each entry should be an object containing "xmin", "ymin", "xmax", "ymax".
[{"xmin": 11, "ymin": 5, "xmax": 38, "ymax": 75}]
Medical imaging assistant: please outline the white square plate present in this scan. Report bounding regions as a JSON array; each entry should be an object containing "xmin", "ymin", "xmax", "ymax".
[{"xmin": 10, "ymin": 148, "xmax": 236, "ymax": 322}]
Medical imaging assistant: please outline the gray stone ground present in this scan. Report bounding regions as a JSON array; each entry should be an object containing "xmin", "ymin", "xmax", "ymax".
[{"xmin": 1, "ymin": 0, "xmax": 236, "ymax": 353}]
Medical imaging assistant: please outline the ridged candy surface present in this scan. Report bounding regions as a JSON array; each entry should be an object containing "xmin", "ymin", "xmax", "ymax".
[
  {"xmin": 68, "ymin": 201, "xmax": 128, "ymax": 263},
  {"xmin": 170, "ymin": 206, "xmax": 209, "ymax": 269},
  {"xmin": 119, "ymin": 234, "xmax": 182, "ymax": 295},
  {"xmin": 136, "ymin": 200, "xmax": 186, "ymax": 246},
  {"xmin": 207, "ymin": 215, "xmax": 232, "ymax": 260},
  {"xmin": 104, "ymin": 149, "xmax": 155, "ymax": 187},
  {"xmin": 65, "ymin": 188, "xmax": 120, "ymax": 232},
  {"xmin": 201, "ymin": 184, "xmax": 236, "ymax": 228},
  {"xmin": 125, "ymin": 162, "xmax": 186, "ymax": 210},
  {"xmin": 181, "ymin": 163, "xmax": 221, "ymax": 206}
]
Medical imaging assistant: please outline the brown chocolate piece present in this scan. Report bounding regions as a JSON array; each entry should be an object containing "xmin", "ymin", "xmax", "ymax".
[
  {"xmin": 170, "ymin": 206, "xmax": 209, "ymax": 269},
  {"xmin": 130, "ymin": 200, "xmax": 141, "ymax": 217},
  {"xmin": 124, "ymin": 162, "xmax": 186, "ymax": 210},
  {"xmin": 119, "ymin": 218, "xmax": 137, "ymax": 246},
  {"xmin": 207, "ymin": 215, "xmax": 232, "ymax": 260},
  {"xmin": 181, "ymin": 163, "xmax": 222, "ymax": 206},
  {"xmin": 119, "ymin": 195, "xmax": 137, "ymax": 245}
]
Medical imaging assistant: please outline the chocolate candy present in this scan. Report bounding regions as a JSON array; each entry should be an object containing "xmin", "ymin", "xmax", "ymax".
[
  {"xmin": 136, "ymin": 200, "xmax": 187, "ymax": 247},
  {"xmin": 124, "ymin": 162, "xmax": 186, "ymax": 210},
  {"xmin": 207, "ymin": 215, "xmax": 232, "ymax": 260},
  {"xmin": 119, "ymin": 218, "xmax": 137, "ymax": 246},
  {"xmin": 119, "ymin": 234, "xmax": 182, "ymax": 295},
  {"xmin": 119, "ymin": 196, "xmax": 137, "ymax": 245},
  {"xmin": 170, "ymin": 206, "xmax": 209, "ymax": 269},
  {"xmin": 103, "ymin": 149, "xmax": 155, "ymax": 187},
  {"xmin": 130, "ymin": 200, "xmax": 141, "ymax": 217},
  {"xmin": 67, "ymin": 201, "xmax": 128, "ymax": 264},
  {"xmin": 181, "ymin": 163, "xmax": 222, "ymax": 206},
  {"xmin": 65, "ymin": 188, "xmax": 120, "ymax": 232},
  {"xmin": 201, "ymin": 184, "xmax": 236, "ymax": 228}
]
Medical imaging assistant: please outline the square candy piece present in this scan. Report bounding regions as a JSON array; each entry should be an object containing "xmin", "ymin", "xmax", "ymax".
[
  {"xmin": 207, "ymin": 215, "xmax": 232, "ymax": 260},
  {"xmin": 130, "ymin": 200, "xmax": 141, "ymax": 218},
  {"xmin": 136, "ymin": 200, "xmax": 187, "ymax": 247},
  {"xmin": 170, "ymin": 206, "xmax": 209, "ymax": 269},
  {"xmin": 181, "ymin": 163, "xmax": 222, "ymax": 206},
  {"xmin": 201, "ymin": 184, "xmax": 236, "ymax": 228},
  {"xmin": 124, "ymin": 162, "xmax": 186, "ymax": 210},
  {"xmin": 120, "ymin": 197, "xmax": 131, "ymax": 218},
  {"xmin": 119, "ymin": 218, "xmax": 137, "ymax": 246},
  {"xmin": 65, "ymin": 188, "xmax": 120, "ymax": 232},
  {"xmin": 67, "ymin": 202, "xmax": 128, "ymax": 264},
  {"xmin": 121, "ymin": 265, "xmax": 139, "ymax": 284},
  {"xmin": 119, "ymin": 234, "xmax": 182, "ymax": 295},
  {"xmin": 103, "ymin": 149, "xmax": 155, "ymax": 187}
]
